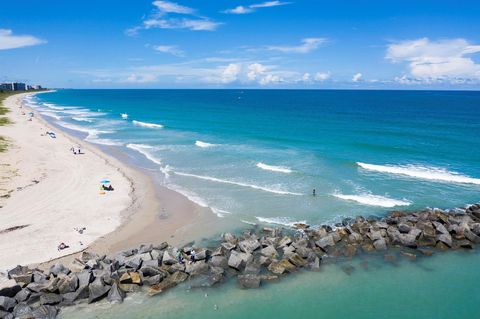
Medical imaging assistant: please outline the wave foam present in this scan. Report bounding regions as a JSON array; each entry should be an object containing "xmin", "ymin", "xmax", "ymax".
[
  {"xmin": 195, "ymin": 140, "xmax": 218, "ymax": 148},
  {"xmin": 72, "ymin": 117, "xmax": 94, "ymax": 123},
  {"xmin": 174, "ymin": 171, "xmax": 302, "ymax": 195},
  {"xmin": 256, "ymin": 216, "xmax": 307, "ymax": 228},
  {"xmin": 132, "ymin": 120, "xmax": 163, "ymax": 129},
  {"xmin": 357, "ymin": 162, "xmax": 480, "ymax": 185},
  {"xmin": 211, "ymin": 208, "xmax": 232, "ymax": 218},
  {"xmin": 126, "ymin": 143, "xmax": 162, "ymax": 165},
  {"xmin": 121, "ymin": 113, "xmax": 128, "ymax": 119},
  {"xmin": 333, "ymin": 193, "xmax": 411, "ymax": 208},
  {"xmin": 256, "ymin": 162, "xmax": 292, "ymax": 174},
  {"xmin": 40, "ymin": 111, "xmax": 62, "ymax": 120}
]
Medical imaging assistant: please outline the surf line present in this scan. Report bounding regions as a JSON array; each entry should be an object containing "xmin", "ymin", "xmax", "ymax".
[{"xmin": 173, "ymin": 171, "xmax": 303, "ymax": 196}]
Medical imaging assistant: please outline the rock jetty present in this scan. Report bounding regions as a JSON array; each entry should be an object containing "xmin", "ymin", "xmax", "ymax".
[{"xmin": 1, "ymin": 204, "xmax": 480, "ymax": 318}]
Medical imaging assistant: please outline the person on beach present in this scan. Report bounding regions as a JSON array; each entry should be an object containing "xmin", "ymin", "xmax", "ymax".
[
  {"xmin": 57, "ymin": 242, "xmax": 69, "ymax": 251},
  {"xmin": 190, "ymin": 249, "xmax": 196, "ymax": 263},
  {"xmin": 176, "ymin": 250, "xmax": 184, "ymax": 264},
  {"xmin": 312, "ymin": 188, "xmax": 316, "ymax": 196}
]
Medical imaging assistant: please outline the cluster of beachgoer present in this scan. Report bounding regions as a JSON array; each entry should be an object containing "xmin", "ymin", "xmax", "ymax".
[
  {"xmin": 70, "ymin": 145, "xmax": 84, "ymax": 155},
  {"xmin": 44, "ymin": 131, "xmax": 56, "ymax": 138},
  {"xmin": 176, "ymin": 248, "xmax": 211, "ymax": 264}
]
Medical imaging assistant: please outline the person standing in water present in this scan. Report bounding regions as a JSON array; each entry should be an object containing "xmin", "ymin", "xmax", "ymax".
[{"xmin": 312, "ymin": 189, "xmax": 316, "ymax": 196}]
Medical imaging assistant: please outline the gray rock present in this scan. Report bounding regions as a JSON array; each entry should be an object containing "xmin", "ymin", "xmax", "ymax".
[
  {"xmin": 209, "ymin": 256, "xmax": 228, "ymax": 268},
  {"xmin": 185, "ymin": 262, "xmax": 209, "ymax": 276},
  {"xmin": 14, "ymin": 289, "xmax": 30, "ymax": 303},
  {"xmin": 237, "ymin": 275, "xmax": 261, "ymax": 289},
  {"xmin": 288, "ymin": 254, "xmax": 307, "ymax": 267},
  {"xmin": 399, "ymin": 233, "xmax": 417, "ymax": 248},
  {"xmin": 367, "ymin": 230, "xmax": 383, "ymax": 241},
  {"xmin": 238, "ymin": 239, "xmax": 261, "ymax": 253},
  {"xmin": 244, "ymin": 261, "xmax": 261, "ymax": 275},
  {"xmin": 162, "ymin": 250, "xmax": 177, "ymax": 265},
  {"xmin": 278, "ymin": 236, "xmax": 292, "ymax": 248},
  {"xmin": 30, "ymin": 305, "xmax": 58, "ymax": 319},
  {"xmin": 0, "ymin": 296, "xmax": 16, "ymax": 311},
  {"xmin": 13, "ymin": 302, "xmax": 32, "ymax": 318},
  {"xmin": 464, "ymin": 229, "xmax": 480, "ymax": 244},
  {"xmin": 223, "ymin": 233, "xmax": 237, "ymax": 244},
  {"xmin": 150, "ymin": 249, "xmax": 163, "ymax": 261},
  {"xmin": 227, "ymin": 251, "xmax": 252, "ymax": 270},
  {"xmin": 0, "ymin": 280, "xmax": 21, "ymax": 298},
  {"xmin": 124, "ymin": 255, "xmax": 143, "ymax": 270},
  {"xmin": 7, "ymin": 266, "xmax": 30, "ymax": 280},
  {"xmin": 315, "ymin": 235, "xmax": 335, "ymax": 251},
  {"xmin": 88, "ymin": 279, "xmax": 111, "ymax": 303},
  {"xmin": 140, "ymin": 266, "xmax": 163, "ymax": 277},
  {"xmin": 282, "ymin": 245, "xmax": 296, "ymax": 258},
  {"xmin": 142, "ymin": 274, "xmax": 162, "ymax": 286},
  {"xmin": 373, "ymin": 238, "xmax": 387, "ymax": 250},
  {"xmin": 437, "ymin": 233, "xmax": 452, "ymax": 247},
  {"xmin": 260, "ymin": 245, "xmax": 278, "ymax": 258},
  {"xmin": 220, "ymin": 242, "xmax": 236, "ymax": 251},
  {"xmin": 107, "ymin": 282, "xmax": 126, "ymax": 304},
  {"xmin": 432, "ymin": 221, "xmax": 449, "ymax": 235},
  {"xmin": 49, "ymin": 264, "xmax": 70, "ymax": 277},
  {"xmin": 397, "ymin": 223, "xmax": 411, "ymax": 233},
  {"xmin": 40, "ymin": 293, "xmax": 62, "ymax": 305},
  {"xmin": 57, "ymin": 275, "xmax": 78, "ymax": 294}
]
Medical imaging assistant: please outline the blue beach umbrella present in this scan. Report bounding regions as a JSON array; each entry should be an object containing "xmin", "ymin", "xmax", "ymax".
[{"xmin": 100, "ymin": 180, "xmax": 110, "ymax": 184}]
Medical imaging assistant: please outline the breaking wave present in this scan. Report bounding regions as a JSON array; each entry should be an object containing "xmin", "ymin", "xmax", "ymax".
[
  {"xmin": 195, "ymin": 140, "xmax": 218, "ymax": 148},
  {"xmin": 173, "ymin": 171, "xmax": 303, "ymax": 195},
  {"xmin": 132, "ymin": 120, "xmax": 163, "ymax": 129},
  {"xmin": 126, "ymin": 143, "xmax": 162, "ymax": 165},
  {"xmin": 333, "ymin": 193, "xmax": 411, "ymax": 208},
  {"xmin": 256, "ymin": 162, "xmax": 292, "ymax": 174},
  {"xmin": 255, "ymin": 216, "xmax": 308, "ymax": 228},
  {"xmin": 357, "ymin": 162, "xmax": 480, "ymax": 185}
]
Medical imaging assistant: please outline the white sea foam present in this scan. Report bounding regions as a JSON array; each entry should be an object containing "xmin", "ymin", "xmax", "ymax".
[
  {"xmin": 54, "ymin": 121, "xmax": 121, "ymax": 146},
  {"xmin": 211, "ymin": 208, "xmax": 232, "ymax": 218},
  {"xmin": 195, "ymin": 140, "xmax": 218, "ymax": 148},
  {"xmin": 165, "ymin": 183, "xmax": 209, "ymax": 208},
  {"xmin": 121, "ymin": 113, "xmax": 128, "ymax": 119},
  {"xmin": 126, "ymin": 143, "xmax": 162, "ymax": 165},
  {"xmin": 72, "ymin": 117, "xmax": 94, "ymax": 123},
  {"xmin": 40, "ymin": 111, "xmax": 62, "ymax": 120},
  {"xmin": 357, "ymin": 162, "xmax": 480, "ymax": 185},
  {"xmin": 241, "ymin": 220, "xmax": 257, "ymax": 226},
  {"xmin": 173, "ymin": 171, "xmax": 302, "ymax": 195},
  {"xmin": 43, "ymin": 103, "xmax": 64, "ymax": 110},
  {"xmin": 256, "ymin": 162, "xmax": 292, "ymax": 174},
  {"xmin": 61, "ymin": 109, "xmax": 106, "ymax": 117},
  {"xmin": 256, "ymin": 216, "xmax": 307, "ymax": 228},
  {"xmin": 333, "ymin": 193, "xmax": 411, "ymax": 208},
  {"xmin": 132, "ymin": 120, "xmax": 163, "ymax": 129}
]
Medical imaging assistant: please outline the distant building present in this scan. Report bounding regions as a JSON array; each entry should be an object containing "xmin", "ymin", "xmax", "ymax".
[
  {"xmin": 1, "ymin": 82, "xmax": 43, "ymax": 91},
  {"xmin": 32, "ymin": 85, "xmax": 43, "ymax": 90},
  {"xmin": 12, "ymin": 82, "xmax": 26, "ymax": 91},
  {"xmin": 0, "ymin": 83, "xmax": 14, "ymax": 91}
]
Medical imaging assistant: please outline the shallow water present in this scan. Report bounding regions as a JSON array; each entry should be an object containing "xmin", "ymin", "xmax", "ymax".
[{"xmin": 60, "ymin": 250, "xmax": 480, "ymax": 319}]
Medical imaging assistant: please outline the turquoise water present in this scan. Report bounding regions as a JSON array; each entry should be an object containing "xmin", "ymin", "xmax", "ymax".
[
  {"xmin": 60, "ymin": 250, "xmax": 480, "ymax": 319},
  {"xmin": 28, "ymin": 90, "xmax": 480, "ymax": 228},
  {"xmin": 25, "ymin": 90, "xmax": 480, "ymax": 318}
]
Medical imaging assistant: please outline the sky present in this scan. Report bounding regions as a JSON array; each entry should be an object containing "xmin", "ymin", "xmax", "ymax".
[{"xmin": 1, "ymin": 0, "xmax": 480, "ymax": 89}]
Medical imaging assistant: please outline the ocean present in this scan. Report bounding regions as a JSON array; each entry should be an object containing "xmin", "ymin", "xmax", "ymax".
[{"xmin": 25, "ymin": 89, "xmax": 480, "ymax": 318}]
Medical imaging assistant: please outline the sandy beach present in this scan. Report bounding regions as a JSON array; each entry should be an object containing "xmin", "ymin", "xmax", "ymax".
[{"xmin": 0, "ymin": 92, "xmax": 214, "ymax": 275}]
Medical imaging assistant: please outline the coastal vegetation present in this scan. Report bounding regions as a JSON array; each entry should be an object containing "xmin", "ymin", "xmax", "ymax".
[{"xmin": 0, "ymin": 91, "xmax": 18, "ymax": 153}]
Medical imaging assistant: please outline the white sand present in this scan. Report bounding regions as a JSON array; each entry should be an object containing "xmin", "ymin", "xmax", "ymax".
[{"xmin": 0, "ymin": 93, "xmax": 132, "ymax": 273}]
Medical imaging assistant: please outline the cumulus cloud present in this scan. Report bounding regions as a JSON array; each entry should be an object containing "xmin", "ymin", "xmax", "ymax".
[
  {"xmin": 267, "ymin": 38, "xmax": 326, "ymax": 53},
  {"xmin": 386, "ymin": 38, "xmax": 480, "ymax": 82},
  {"xmin": 314, "ymin": 72, "xmax": 330, "ymax": 81},
  {"xmin": 124, "ymin": 73, "xmax": 158, "ymax": 83},
  {"xmin": 0, "ymin": 29, "xmax": 46, "ymax": 50},
  {"xmin": 352, "ymin": 73, "xmax": 362, "ymax": 82},
  {"xmin": 220, "ymin": 63, "xmax": 241, "ymax": 83},
  {"xmin": 224, "ymin": 1, "xmax": 291, "ymax": 14},
  {"xmin": 153, "ymin": 45, "xmax": 185, "ymax": 56},
  {"xmin": 247, "ymin": 63, "xmax": 267, "ymax": 81},
  {"xmin": 126, "ymin": 1, "xmax": 221, "ymax": 35}
]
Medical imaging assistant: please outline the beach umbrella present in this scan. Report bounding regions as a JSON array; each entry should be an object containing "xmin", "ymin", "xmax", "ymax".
[{"xmin": 100, "ymin": 179, "xmax": 110, "ymax": 184}]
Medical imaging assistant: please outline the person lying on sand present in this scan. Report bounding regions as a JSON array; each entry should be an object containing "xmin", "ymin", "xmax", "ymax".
[
  {"xmin": 102, "ymin": 184, "xmax": 114, "ymax": 191},
  {"xmin": 57, "ymin": 242, "xmax": 69, "ymax": 251}
]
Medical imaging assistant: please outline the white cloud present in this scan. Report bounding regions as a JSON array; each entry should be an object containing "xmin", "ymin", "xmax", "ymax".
[
  {"xmin": 302, "ymin": 73, "xmax": 311, "ymax": 82},
  {"xmin": 224, "ymin": 1, "xmax": 291, "ymax": 14},
  {"xmin": 259, "ymin": 73, "xmax": 282, "ymax": 85},
  {"xmin": 386, "ymin": 38, "xmax": 480, "ymax": 81},
  {"xmin": 0, "ymin": 29, "xmax": 46, "ymax": 50},
  {"xmin": 124, "ymin": 73, "xmax": 158, "ymax": 83},
  {"xmin": 247, "ymin": 62, "xmax": 267, "ymax": 81},
  {"xmin": 152, "ymin": 1, "xmax": 194, "ymax": 14},
  {"xmin": 143, "ymin": 18, "xmax": 221, "ymax": 31},
  {"xmin": 250, "ymin": 1, "xmax": 291, "ymax": 8},
  {"xmin": 127, "ymin": 1, "xmax": 221, "ymax": 35},
  {"xmin": 314, "ymin": 72, "xmax": 330, "ymax": 81},
  {"xmin": 267, "ymin": 38, "xmax": 326, "ymax": 53},
  {"xmin": 219, "ymin": 63, "xmax": 241, "ymax": 83},
  {"xmin": 352, "ymin": 73, "xmax": 362, "ymax": 82},
  {"xmin": 153, "ymin": 45, "xmax": 185, "ymax": 57}
]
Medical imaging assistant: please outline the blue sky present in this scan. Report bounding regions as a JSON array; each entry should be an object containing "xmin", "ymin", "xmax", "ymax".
[{"xmin": 1, "ymin": 0, "xmax": 480, "ymax": 89}]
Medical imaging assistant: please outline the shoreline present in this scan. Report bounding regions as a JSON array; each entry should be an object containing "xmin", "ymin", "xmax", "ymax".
[{"xmin": 0, "ymin": 92, "xmax": 216, "ymax": 275}]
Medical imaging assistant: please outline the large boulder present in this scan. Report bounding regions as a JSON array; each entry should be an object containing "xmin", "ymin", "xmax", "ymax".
[
  {"xmin": 209, "ymin": 256, "xmax": 228, "ymax": 268},
  {"xmin": 88, "ymin": 279, "xmax": 110, "ymax": 303},
  {"xmin": 227, "ymin": 251, "xmax": 252, "ymax": 270},
  {"xmin": 267, "ymin": 259, "xmax": 296, "ymax": 275},
  {"xmin": 238, "ymin": 239, "xmax": 261, "ymax": 253},
  {"xmin": 119, "ymin": 272, "xmax": 142, "ymax": 285},
  {"xmin": 464, "ymin": 229, "xmax": 480, "ymax": 244},
  {"xmin": 0, "ymin": 296, "xmax": 16, "ymax": 311},
  {"xmin": 0, "ymin": 280, "xmax": 21, "ymax": 298},
  {"xmin": 162, "ymin": 250, "xmax": 177, "ymax": 265},
  {"xmin": 373, "ymin": 238, "xmax": 387, "ymax": 250},
  {"xmin": 124, "ymin": 255, "xmax": 143, "ymax": 270},
  {"xmin": 237, "ymin": 275, "xmax": 261, "ymax": 289},
  {"xmin": 260, "ymin": 245, "xmax": 278, "ymax": 258},
  {"xmin": 12, "ymin": 302, "xmax": 32, "ymax": 318},
  {"xmin": 399, "ymin": 234, "xmax": 417, "ymax": 248},
  {"xmin": 437, "ymin": 233, "xmax": 452, "ymax": 247},
  {"xmin": 57, "ymin": 274, "xmax": 78, "ymax": 294},
  {"xmin": 185, "ymin": 262, "xmax": 209, "ymax": 276},
  {"xmin": 39, "ymin": 293, "xmax": 62, "ymax": 306},
  {"xmin": 315, "ymin": 235, "xmax": 335, "ymax": 251},
  {"xmin": 278, "ymin": 236, "xmax": 292, "ymax": 248},
  {"xmin": 14, "ymin": 289, "xmax": 31, "ymax": 303},
  {"xmin": 107, "ymin": 282, "xmax": 126, "ymax": 304},
  {"xmin": 288, "ymin": 254, "xmax": 307, "ymax": 267},
  {"xmin": 30, "ymin": 305, "xmax": 58, "ymax": 319},
  {"xmin": 49, "ymin": 264, "xmax": 70, "ymax": 277},
  {"xmin": 148, "ymin": 272, "xmax": 188, "ymax": 296},
  {"xmin": 432, "ymin": 221, "xmax": 449, "ymax": 235}
]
